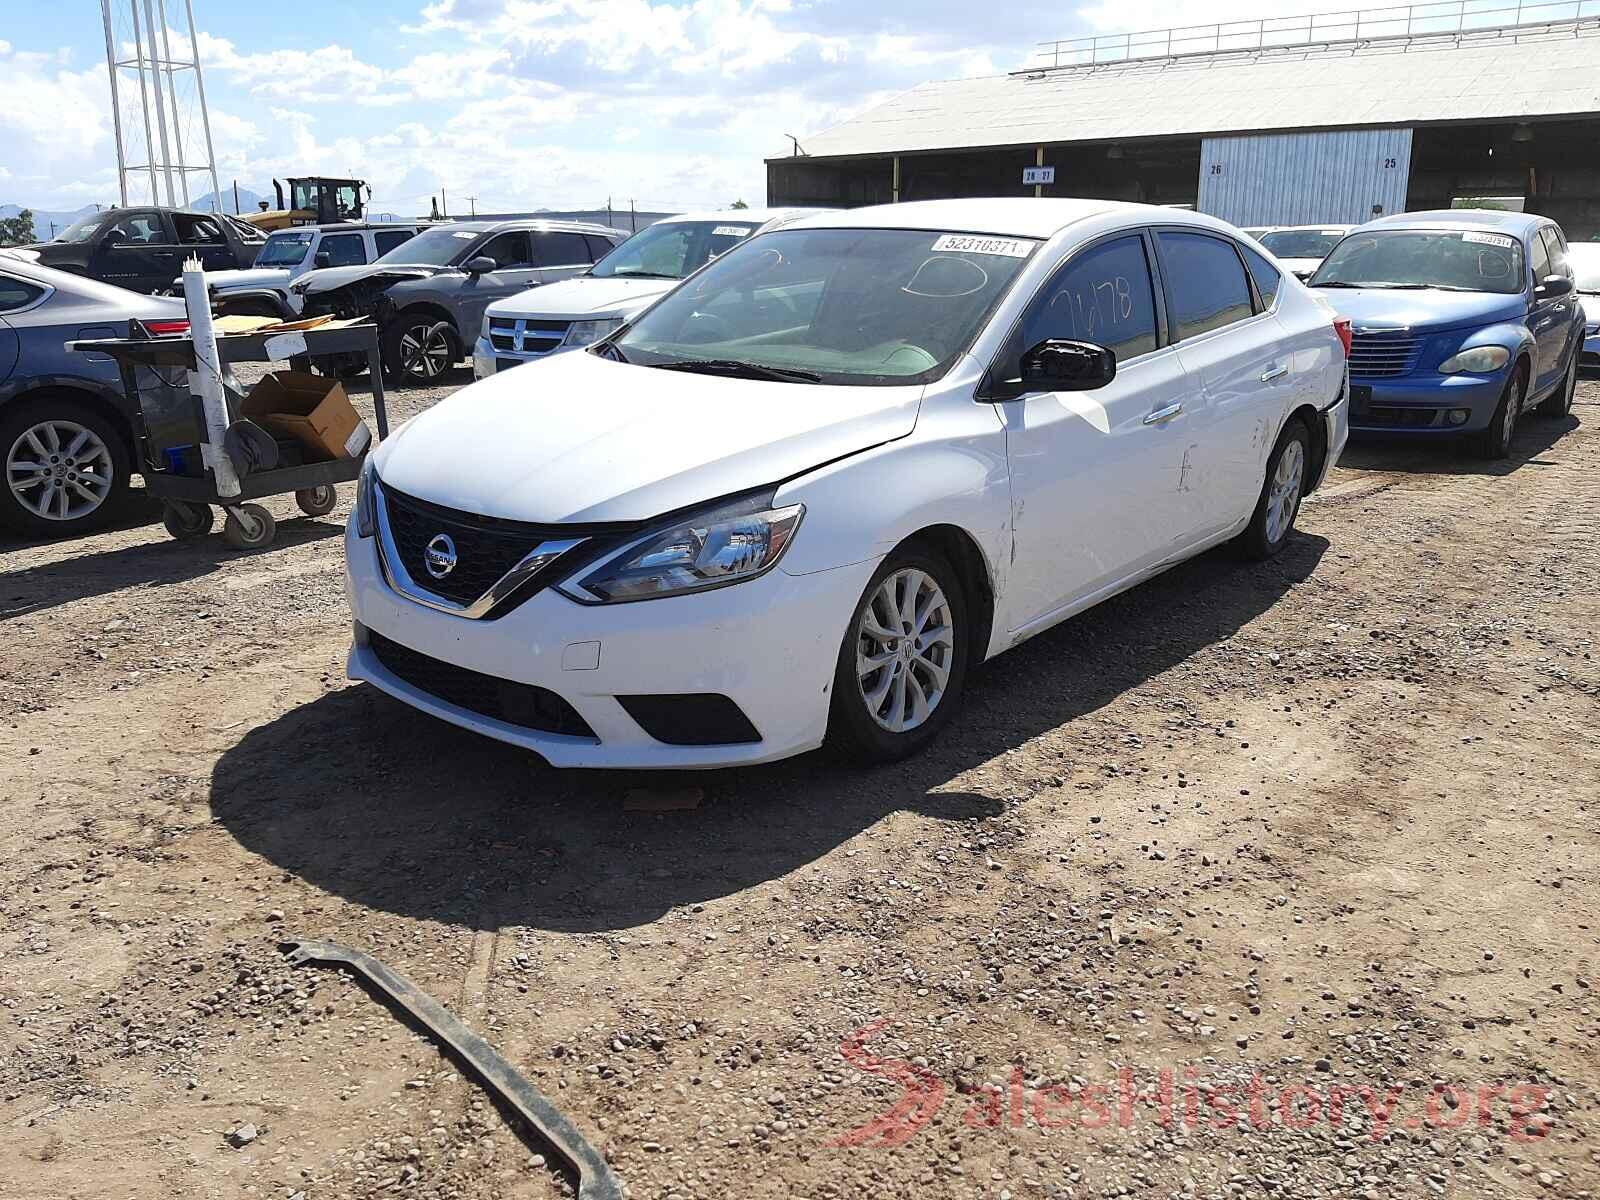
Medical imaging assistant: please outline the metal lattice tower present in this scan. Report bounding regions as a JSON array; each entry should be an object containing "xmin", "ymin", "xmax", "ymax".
[{"xmin": 100, "ymin": 0, "xmax": 222, "ymax": 209}]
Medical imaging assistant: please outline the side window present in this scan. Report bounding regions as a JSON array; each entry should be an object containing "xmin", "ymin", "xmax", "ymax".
[
  {"xmin": 584, "ymin": 234, "xmax": 619, "ymax": 260},
  {"xmin": 1240, "ymin": 244, "xmax": 1282, "ymax": 310},
  {"xmin": 173, "ymin": 214, "xmax": 226, "ymax": 245},
  {"xmin": 106, "ymin": 211, "xmax": 164, "ymax": 244},
  {"xmin": 319, "ymin": 233, "xmax": 366, "ymax": 268},
  {"xmin": 474, "ymin": 232, "xmax": 532, "ymax": 269},
  {"xmin": 1530, "ymin": 231, "xmax": 1552, "ymax": 284},
  {"xmin": 374, "ymin": 229, "xmax": 414, "ymax": 256},
  {"xmin": 0, "ymin": 275, "xmax": 45, "ymax": 311},
  {"xmin": 1157, "ymin": 231, "xmax": 1255, "ymax": 340},
  {"xmin": 1539, "ymin": 227, "xmax": 1568, "ymax": 278},
  {"xmin": 1021, "ymin": 234, "xmax": 1159, "ymax": 361},
  {"xmin": 536, "ymin": 232, "xmax": 597, "ymax": 266}
]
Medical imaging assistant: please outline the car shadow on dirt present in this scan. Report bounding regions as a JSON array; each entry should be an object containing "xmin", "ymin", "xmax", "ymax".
[
  {"xmin": 1338, "ymin": 410, "xmax": 1579, "ymax": 477},
  {"xmin": 210, "ymin": 531, "xmax": 1328, "ymax": 933},
  {"xmin": 0, "ymin": 517, "xmax": 344, "ymax": 620}
]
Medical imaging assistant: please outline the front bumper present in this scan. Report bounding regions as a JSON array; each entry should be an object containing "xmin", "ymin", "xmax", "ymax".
[
  {"xmin": 472, "ymin": 334, "xmax": 581, "ymax": 380},
  {"xmin": 1582, "ymin": 327, "xmax": 1600, "ymax": 369},
  {"xmin": 1347, "ymin": 370, "xmax": 1507, "ymax": 435},
  {"xmin": 344, "ymin": 518, "xmax": 876, "ymax": 768}
]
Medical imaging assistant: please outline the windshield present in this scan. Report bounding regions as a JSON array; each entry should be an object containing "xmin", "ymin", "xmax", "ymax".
[
  {"xmin": 614, "ymin": 227, "xmax": 1038, "ymax": 386},
  {"xmin": 1570, "ymin": 246, "xmax": 1600, "ymax": 293},
  {"xmin": 591, "ymin": 220, "xmax": 758, "ymax": 280},
  {"xmin": 256, "ymin": 231, "xmax": 313, "ymax": 266},
  {"xmin": 54, "ymin": 216, "xmax": 103, "ymax": 244},
  {"xmin": 1261, "ymin": 229, "xmax": 1345, "ymax": 259},
  {"xmin": 1311, "ymin": 229, "xmax": 1525, "ymax": 294},
  {"xmin": 373, "ymin": 226, "xmax": 477, "ymax": 267}
]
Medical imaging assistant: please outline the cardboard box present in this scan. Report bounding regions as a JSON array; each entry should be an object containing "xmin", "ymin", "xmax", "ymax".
[{"xmin": 236, "ymin": 371, "xmax": 370, "ymax": 462}]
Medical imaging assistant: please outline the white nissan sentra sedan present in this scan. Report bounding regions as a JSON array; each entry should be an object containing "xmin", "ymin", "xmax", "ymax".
[{"xmin": 345, "ymin": 199, "xmax": 1350, "ymax": 769}]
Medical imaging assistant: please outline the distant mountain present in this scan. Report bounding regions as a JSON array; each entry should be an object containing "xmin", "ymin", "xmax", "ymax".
[{"xmin": 1, "ymin": 203, "xmax": 106, "ymax": 240}]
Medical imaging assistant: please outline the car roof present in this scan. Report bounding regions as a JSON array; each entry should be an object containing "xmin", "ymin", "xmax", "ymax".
[
  {"xmin": 1365, "ymin": 209, "xmax": 1550, "ymax": 236},
  {"xmin": 273, "ymin": 222, "xmax": 421, "ymax": 234},
  {"xmin": 1264, "ymin": 224, "xmax": 1354, "ymax": 232},
  {"xmin": 0, "ymin": 251, "xmax": 159, "ymax": 304},
  {"xmin": 787, "ymin": 197, "xmax": 1237, "ymax": 240},
  {"xmin": 476, "ymin": 218, "xmax": 630, "ymax": 236},
  {"xmin": 656, "ymin": 207, "xmax": 816, "ymax": 226}
]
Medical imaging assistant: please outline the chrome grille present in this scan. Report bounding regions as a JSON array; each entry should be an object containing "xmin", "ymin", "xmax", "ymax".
[
  {"xmin": 487, "ymin": 316, "xmax": 573, "ymax": 357},
  {"xmin": 1349, "ymin": 332, "xmax": 1423, "ymax": 379},
  {"xmin": 379, "ymin": 485, "xmax": 555, "ymax": 608}
]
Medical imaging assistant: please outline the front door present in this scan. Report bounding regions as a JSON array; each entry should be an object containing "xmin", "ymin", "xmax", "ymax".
[
  {"xmin": 94, "ymin": 210, "xmax": 180, "ymax": 293},
  {"xmin": 997, "ymin": 231, "xmax": 1195, "ymax": 631},
  {"xmin": 456, "ymin": 231, "xmax": 543, "ymax": 333}
]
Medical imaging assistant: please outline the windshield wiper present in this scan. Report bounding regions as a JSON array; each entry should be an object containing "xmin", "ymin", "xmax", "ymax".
[
  {"xmin": 609, "ymin": 270, "xmax": 681, "ymax": 280},
  {"xmin": 1312, "ymin": 281, "xmax": 1362, "ymax": 288},
  {"xmin": 650, "ymin": 358, "xmax": 821, "ymax": 384}
]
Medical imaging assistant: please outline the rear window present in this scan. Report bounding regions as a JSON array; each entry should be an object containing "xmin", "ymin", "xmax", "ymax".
[
  {"xmin": 0, "ymin": 275, "xmax": 45, "ymax": 311},
  {"xmin": 1240, "ymin": 244, "xmax": 1282, "ymax": 309}
]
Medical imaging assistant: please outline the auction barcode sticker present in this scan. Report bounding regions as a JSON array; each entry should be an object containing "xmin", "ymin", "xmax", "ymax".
[
  {"xmin": 1462, "ymin": 232, "xmax": 1515, "ymax": 248},
  {"xmin": 712, "ymin": 225, "xmax": 754, "ymax": 237},
  {"xmin": 931, "ymin": 234, "xmax": 1032, "ymax": 258}
]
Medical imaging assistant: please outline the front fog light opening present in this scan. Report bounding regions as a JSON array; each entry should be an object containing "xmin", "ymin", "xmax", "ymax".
[{"xmin": 1448, "ymin": 409, "xmax": 1471, "ymax": 426}]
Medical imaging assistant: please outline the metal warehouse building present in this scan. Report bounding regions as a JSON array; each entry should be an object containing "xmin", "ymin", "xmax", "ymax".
[{"xmin": 767, "ymin": 5, "xmax": 1600, "ymax": 238}]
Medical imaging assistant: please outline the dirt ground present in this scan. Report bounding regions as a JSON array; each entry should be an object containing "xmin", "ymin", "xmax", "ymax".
[{"xmin": 2, "ymin": 369, "xmax": 1598, "ymax": 1200}]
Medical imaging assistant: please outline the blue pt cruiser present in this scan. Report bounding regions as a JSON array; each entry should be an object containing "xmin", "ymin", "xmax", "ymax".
[{"xmin": 1309, "ymin": 210, "xmax": 1584, "ymax": 458}]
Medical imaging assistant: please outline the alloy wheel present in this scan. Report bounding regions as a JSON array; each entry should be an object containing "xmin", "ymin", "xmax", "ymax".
[
  {"xmin": 856, "ymin": 567, "xmax": 955, "ymax": 734},
  {"xmin": 398, "ymin": 322, "xmax": 454, "ymax": 380},
  {"xmin": 1264, "ymin": 437, "xmax": 1305, "ymax": 546},
  {"xmin": 6, "ymin": 419, "xmax": 115, "ymax": 523}
]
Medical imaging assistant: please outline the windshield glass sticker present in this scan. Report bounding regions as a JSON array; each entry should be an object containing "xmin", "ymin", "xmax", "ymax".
[
  {"xmin": 1462, "ymin": 232, "xmax": 1514, "ymax": 249},
  {"xmin": 712, "ymin": 226, "xmax": 754, "ymax": 237},
  {"xmin": 930, "ymin": 234, "xmax": 1031, "ymax": 258}
]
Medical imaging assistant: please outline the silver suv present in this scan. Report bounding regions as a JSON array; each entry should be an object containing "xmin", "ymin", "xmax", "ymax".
[
  {"xmin": 472, "ymin": 209, "xmax": 821, "ymax": 379},
  {"xmin": 202, "ymin": 223, "xmax": 428, "ymax": 319}
]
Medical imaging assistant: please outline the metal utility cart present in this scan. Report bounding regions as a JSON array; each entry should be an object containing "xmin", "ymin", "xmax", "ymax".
[{"xmin": 71, "ymin": 324, "xmax": 389, "ymax": 549}]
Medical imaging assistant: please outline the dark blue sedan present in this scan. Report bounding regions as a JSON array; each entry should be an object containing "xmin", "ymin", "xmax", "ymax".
[{"xmin": 1309, "ymin": 210, "xmax": 1585, "ymax": 458}]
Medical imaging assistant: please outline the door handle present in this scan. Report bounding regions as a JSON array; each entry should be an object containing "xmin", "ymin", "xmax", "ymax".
[
  {"xmin": 1260, "ymin": 364, "xmax": 1289, "ymax": 382},
  {"xmin": 1143, "ymin": 402, "xmax": 1183, "ymax": 425}
]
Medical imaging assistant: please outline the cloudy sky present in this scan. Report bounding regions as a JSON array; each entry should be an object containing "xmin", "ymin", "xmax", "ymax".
[{"xmin": 1, "ymin": 0, "xmax": 1276, "ymax": 216}]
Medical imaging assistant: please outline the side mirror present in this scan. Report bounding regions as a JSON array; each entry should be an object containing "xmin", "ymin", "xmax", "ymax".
[
  {"xmin": 103, "ymin": 230, "xmax": 127, "ymax": 247},
  {"xmin": 1020, "ymin": 338, "xmax": 1117, "ymax": 392},
  {"xmin": 1535, "ymin": 274, "xmax": 1573, "ymax": 300},
  {"xmin": 464, "ymin": 256, "xmax": 497, "ymax": 275},
  {"xmin": 313, "ymin": 252, "xmax": 331, "ymax": 269}
]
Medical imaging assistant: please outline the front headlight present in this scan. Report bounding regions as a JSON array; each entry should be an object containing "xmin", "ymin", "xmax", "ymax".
[
  {"xmin": 564, "ymin": 318, "xmax": 624, "ymax": 348},
  {"xmin": 1439, "ymin": 345, "xmax": 1511, "ymax": 374},
  {"xmin": 355, "ymin": 459, "xmax": 377, "ymax": 538},
  {"xmin": 559, "ymin": 494, "xmax": 803, "ymax": 604}
]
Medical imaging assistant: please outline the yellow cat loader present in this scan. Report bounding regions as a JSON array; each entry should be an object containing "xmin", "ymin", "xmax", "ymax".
[{"xmin": 242, "ymin": 177, "xmax": 370, "ymax": 231}]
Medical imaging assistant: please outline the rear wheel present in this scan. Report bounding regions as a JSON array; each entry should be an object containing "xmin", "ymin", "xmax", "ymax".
[
  {"xmin": 0, "ymin": 397, "xmax": 130, "ymax": 538},
  {"xmin": 826, "ymin": 545, "xmax": 969, "ymax": 763},
  {"xmin": 1537, "ymin": 350, "xmax": 1579, "ymax": 418},
  {"xmin": 1236, "ymin": 418, "xmax": 1310, "ymax": 560},
  {"xmin": 383, "ymin": 314, "xmax": 458, "ymax": 386},
  {"xmin": 1475, "ymin": 365, "xmax": 1526, "ymax": 459}
]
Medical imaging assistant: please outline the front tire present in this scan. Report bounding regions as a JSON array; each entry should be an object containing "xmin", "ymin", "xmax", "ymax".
[
  {"xmin": 1475, "ymin": 366, "xmax": 1525, "ymax": 459},
  {"xmin": 1236, "ymin": 418, "xmax": 1310, "ymax": 561},
  {"xmin": 1537, "ymin": 351, "xmax": 1579, "ymax": 418},
  {"xmin": 383, "ymin": 314, "xmax": 458, "ymax": 386},
  {"xmin": 0, "ymin": 396, "xmax": 131, "ymax": 539},
  {"xmin": 826, "ymin": 545, "xmax": 969, "ymax": 764}
]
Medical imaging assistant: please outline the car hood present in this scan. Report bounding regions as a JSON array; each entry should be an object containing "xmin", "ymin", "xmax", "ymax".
[
  {"xmin": 487, "ymin": 275, "xmax": 677, "ymax": 321},
  {"xmin": 374, "ymin": 349, "xmax": 922, "ymax": 524},
  {"xmin": 1315, "ymin": 287, "xmax": 1528, "ymax": 334},
  {"xmin": 300, "ymin": 262, "xmax": 437, "ymax": 294},
  {"xmin": 206, "ymin": 267, "xmax": 292, "ymax": 291},
  {"xmin": 1278, "ymin": 257, "xmax": 1322, "ymax": 278}
]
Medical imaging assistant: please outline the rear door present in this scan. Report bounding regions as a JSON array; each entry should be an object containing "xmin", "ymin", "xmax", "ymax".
[
  {"xmin": 172, "ymin": 212, "xmax": 237, "ymax": 275},
  {"xmin": 996, "ymin": 229, "xmax": 1194, "ymax": 629},
  {"xmin": 372, "ymin": 228, "xmax": 415, "ymax": 259},
  {"xmin": 532, "ymin": 231, "xmax": 602, "ymax": 286},
  {"xmin": 0, "ymin": 274, "xmax": 47, "ymax": 384},
  {"xmin": 316, "ymin": 231, "xmax": 368, "ymax": 270},
  {"xmin": 1155, "ymin": 228, "xmax": 1285, "ymax": 540}
]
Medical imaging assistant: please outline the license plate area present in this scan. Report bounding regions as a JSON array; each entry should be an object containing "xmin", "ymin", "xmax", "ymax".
[{"xmin": 1349, "ymin": 384, "xmax": 1373, "ymax": 415}]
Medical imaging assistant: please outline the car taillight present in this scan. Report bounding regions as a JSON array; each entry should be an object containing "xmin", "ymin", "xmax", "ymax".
[
  {"xmin": 1333, "ymin": 317, "xmax": 1353, "ymax": 358},
  {"xmin": 142, "ymin": 319, "xmax": 191, "ymax": 337}
]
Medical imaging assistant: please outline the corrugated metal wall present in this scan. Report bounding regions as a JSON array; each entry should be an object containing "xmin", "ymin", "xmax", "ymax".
[{"xmin": 1197, "ymin": 128, "xmax": 1414, "ymax": 226}]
